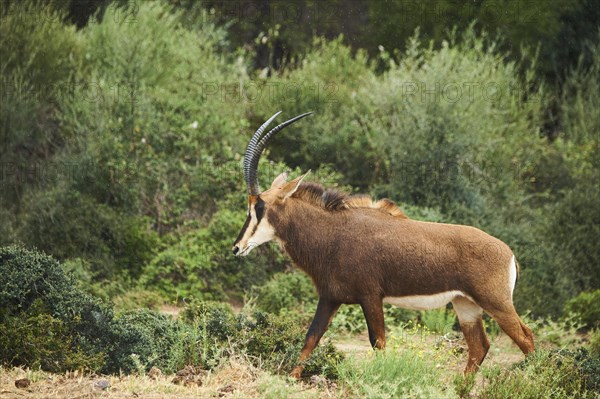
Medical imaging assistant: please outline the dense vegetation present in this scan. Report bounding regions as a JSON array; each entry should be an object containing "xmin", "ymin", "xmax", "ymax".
[{"xmin": 0, "ymin": 1, "xmax": 598, "ymax": 397}]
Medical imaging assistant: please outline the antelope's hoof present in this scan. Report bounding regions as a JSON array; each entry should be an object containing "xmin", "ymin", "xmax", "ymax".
[{"xmin": 290, "ymin": 366, "xmax": 303, "ymax": 379}]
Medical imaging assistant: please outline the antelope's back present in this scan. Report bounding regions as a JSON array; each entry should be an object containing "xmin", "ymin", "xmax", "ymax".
[{"xmin": 333, "ymin": 208, "xmax": 514, "ymax": 297}]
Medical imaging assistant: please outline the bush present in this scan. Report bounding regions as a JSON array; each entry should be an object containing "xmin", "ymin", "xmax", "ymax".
[
  {"xmin": 0, "ymin": 2, "xmax": 79, "ymax": 208},
  {"xmin": 106, "ymin": 309, "xmax": 180, "ymax": 374},
  {"xmin": 0, "ymin": 245, "xmax": 181, "ymax": 374},
  {"xmin": 254, "ymin": 271, "xmax": 316, "ymax": 315},
  {"xmin": 112, "ymin": 289, "xmax": 165, "ymax": 312},
  {"xmin": 18, "ymin": 187, "xmax": 158, "ymax": 279},
  {"xmin": 589, "ymin": 330, "xmax": 600, "ymax": 357},
  {"xmin": 0, "ymin": 300, "xmax": 104, "ymax": 372},
  {"xmin": 0, "ymin": 244, "xmax": 113, "ymax": 326},
  {"xmin": 573, "ymin": 348, "xmax": 600, "ymax": 394},
  {"xmin": 182, "ymin": 299, "xmax": 345, "ymax": 377},
  {"xmin": 141, "ymin": 208, "xmax": 288, "ymax": 302},
  {"xmin": 181, "ymin": 299, "xmax": 236, "ymax": 342},
  {"xmin": 0, "ymin": 246, "xmax": 342, "ymax": 376},
  {"xmin": 181, "ymin": 301, "xmax": 343, "ymax": 377},
  {"xmin": 0, "ymin": 245, "xmax": 115, "ymax": 371},
  {"xmin": 236, "ymin": 310, "xmax": 343, "ymax": 378},
  {"xmin": 480, "ymin": 349, "xmax": 598, "ymax": 398},
  {"xmin": 328, "ymin": 305, "xmax": 366, "ymax": 334},
  {"xmin": 565, "ymin": 290, "xmax": 600, "ymax": 330}
]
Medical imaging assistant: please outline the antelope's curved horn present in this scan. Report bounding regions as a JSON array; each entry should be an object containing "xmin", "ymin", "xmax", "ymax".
[
  {"xmin": 244, "ymin": 111, "xmax": 281, "ymax": 194},
  {"xmin": 247, "ymin": 112, "xmax": 312, "ymax": 195}
]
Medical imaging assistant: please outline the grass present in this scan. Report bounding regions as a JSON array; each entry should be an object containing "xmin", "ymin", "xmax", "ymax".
[
  {"xmin": 2, "ymin": 315, "xmax": 597, "ymax": 399},
  {"xmin": 336, "ymin": 349, "xmax": 452, "ymax": 398},
  {"xmin": 0, "ymin": 358, "xmax": 331, "ymax": 399}
]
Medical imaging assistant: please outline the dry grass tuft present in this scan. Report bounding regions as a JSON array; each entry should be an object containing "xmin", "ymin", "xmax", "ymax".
[{"xmin": 0, "ymin": 356, "xmax": 333, "ymax": 399}]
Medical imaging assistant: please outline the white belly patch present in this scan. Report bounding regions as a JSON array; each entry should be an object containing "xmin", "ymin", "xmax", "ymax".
[{"xmin": 384, "ymin": 290, "xmax": 468, "ymax": 310}]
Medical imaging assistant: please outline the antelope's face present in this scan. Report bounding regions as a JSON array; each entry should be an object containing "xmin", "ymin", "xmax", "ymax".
[
  {"xmin": 232, "ymin": 195, "xmax": 275, "ymax": 256},
  {"xmin": 232, "ymin": 172, "xmax": 307, "ymax": 256},
  {"xmin": 234, "ymin": 111, "xmax": 312, "ymax": 256}
]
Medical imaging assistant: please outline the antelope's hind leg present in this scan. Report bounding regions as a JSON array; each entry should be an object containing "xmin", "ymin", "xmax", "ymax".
[
  {"xmin": 290, "ymin": 298, "xmax": 340, "ymax": 379},
  {"xmin": 452, "ymin": 296, "xmax": 490, "ymax": 373},
  {"xmin": 485, "ymin": 304, "xmax": 535, "ymax": 355}
]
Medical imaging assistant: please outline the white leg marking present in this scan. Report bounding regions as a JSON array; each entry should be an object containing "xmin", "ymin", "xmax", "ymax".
[
  {"xmin": 384, "ymin": 291, "xmax": 471, "ymax": 311},
  {"xmin": 453, "ymin": 297, "xmax": 483, "ymax": 323},
  {"xmin": 508, "ymin": 255, "xmax": 517, "ymax": 298}
]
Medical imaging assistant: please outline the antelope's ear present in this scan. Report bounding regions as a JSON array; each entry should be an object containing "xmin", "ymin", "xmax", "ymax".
[
  {"xmin": 278, "ymin": 171, "xmax": 310, "ymax": 200},
  {"xmin": 270, "ymin": 171, "xmax": 288, "ymax": 189}
]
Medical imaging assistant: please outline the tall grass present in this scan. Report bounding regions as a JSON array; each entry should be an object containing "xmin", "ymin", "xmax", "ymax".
[{"xmin": 336, "ymin": 349, "xmax": 451, "ymax": 398}]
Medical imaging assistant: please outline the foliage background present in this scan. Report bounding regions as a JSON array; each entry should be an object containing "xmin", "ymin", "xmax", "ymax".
[{"xmin": 0, "ymin": 0, "xmax": 598, "ymax": 383}]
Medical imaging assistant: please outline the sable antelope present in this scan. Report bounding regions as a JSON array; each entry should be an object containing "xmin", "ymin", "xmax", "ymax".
[{"xmin": 233, "ymin": 111, "xmax": 535, "ymax": 378}]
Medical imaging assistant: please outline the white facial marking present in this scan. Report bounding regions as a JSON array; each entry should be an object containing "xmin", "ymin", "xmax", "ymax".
[
  {"xmin": 236, "ymin": 202, "xmax": 276, "ymax": 256},
  {"xmin": 508, "ymin": 255, "xmax": 517, "ymax": 298},
  {"xmin": 239, "ymin": 218, "xmax": 275, "ymax": 256},
  {"xmin": 384, "ymin": 290, "xmax": 470, "ymax": 311}
]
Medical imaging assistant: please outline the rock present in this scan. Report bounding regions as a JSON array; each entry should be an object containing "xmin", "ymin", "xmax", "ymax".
[
  {"xmin": 14, "ymin": 378, "xmax": 30, "ymax": 389},
  {"xmin": 217, "ymin": 383, "xmax": 235, "ymax": 397},
  {"xmin": 309, "ymin": 375, "xmax": 337, "ymax": 390},
  {"xmin": 148, "ymin": 366, "xmax": 162, "ymax": 380},
  {"xmin": 171, "ymin": 366, "xmax": 205, "ymax": 387},
  {"xmin": 171, "ymin": 375, "xmax": 185, "ymax": 385},
  {"xmin": 310, "ymin": 375, "xmax": 326, "ymax": 385},
  {"xmin": 94, "ymin": 379, "xmax": 110, "ymax": 390}
]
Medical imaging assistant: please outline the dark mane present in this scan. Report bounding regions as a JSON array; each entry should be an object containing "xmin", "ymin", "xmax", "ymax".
[
  {"xmin": 292, "ymin": 182, "xmax": 408, "ymax": 219},
  {"xmin": 292, "ymin": 182, "xmax": 347, "ymax": 211}
]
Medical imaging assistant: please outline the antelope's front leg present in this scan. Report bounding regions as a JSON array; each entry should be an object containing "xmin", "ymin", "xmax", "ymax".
[
  {"xmin": 290, "ymin": 298, "xmax": 340, "ymax": 379},
  {"xmin": 360, "ymin": 297, "xmax": 386, "ymax": 349}
]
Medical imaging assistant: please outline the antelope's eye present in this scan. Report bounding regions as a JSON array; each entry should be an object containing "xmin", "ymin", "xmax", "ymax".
[{"xmin": 255, "ymin": 198, "xmax": 265, "ymax": 221}]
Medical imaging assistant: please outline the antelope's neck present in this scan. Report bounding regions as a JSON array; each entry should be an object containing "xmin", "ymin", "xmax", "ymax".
[{"xmin": 268, "ymin": 200, "xmax": 337, "ymax": 277}]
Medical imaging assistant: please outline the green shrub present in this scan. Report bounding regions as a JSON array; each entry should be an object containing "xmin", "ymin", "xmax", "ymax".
[
  {"xmin": 330, "ymin": 305, "xmax": 367, "ymax": 334},
  {"xmin": 255, "ymin": 272, "xmax": 316, "ymax": 315},
  {"xmin": 560, "ymin": 31, "xmax": 600, "ymax": 146},
  {"xmin": 0, "ymin": 245, "xmax": 115, "ymax": 370},
  {"xmin": 545, "ymin": 34, "xmax": 600, "ymax": 298},
  {"xmin": 236, "ymin": 310, "xmax": 343, "ymax": 378},
  {"xmin": 384, "ymin": 305, "xmax": 418, "ymax": 327},
  {"xmin": 481, "ymin": 349, "xmax": 598, "ymax": 398},
  {"xmin": 453, "ymin": 372, "xmax": 476, "ymax": 398},
  {"xmin": 18, "ymin": 187, "xmax": 158, "ymax": 279},
  {"xmin": 181, "ymin": 302, "xmax": 344, "ymax": 376},
  {"xmin": 141, "ymin": 208, "xmax": 287, "ymax": 302},
  {"xmin": 181, "ymin": 299, "xmax": 237, "ymax": 342},
  {"xmin": 112, "ymin": 289, "xmax": 165, "ymax": 312},
  {"xmin": 329, "ymin": 304, "xmax": 418, "ymax": 335},
  {"xmin": 0, "ymin": 2, "xmax": 79, "ymax": 207},
  {"xmin": 572, "ymin": 348, "xmax": 600, "ymax": 394},
  {"xmin": 565, "ymin": 290, "xmax": 600, "ymax": 330},
  {"xmin": 0, "ymin": 245, "xmax": 182, "ymax": 374},
  {"xmin": 590, "ymin": 329, "xmax": 600, "ymax": 356},
  {"xmin": 530, "ymin": 315, "xmax": 585, "ymax": 348},
  {"xmin": 420, "ymin": 308, "xmax": 457, "ymax": 334},
  {"xmin": 57, "ymin": 2, "xmax": 249, "ymax": 233},
  {"xmin": 0, "ymin": 2, "xmax": 77, "ymax": 88},
  {"xmin": 0, "ymin": 244, "xmax": 112, "ymax": 324},
  {"xmin": 106, "ymin": 309, "xmax": 180, "ymax": 374},
  {"xmin": 0, "ymin": 300, "xmax": 104, "ymax": 372},
  {"xmin": 169, "ymin": 318, "xmax": 228, "ymax": 371}
]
